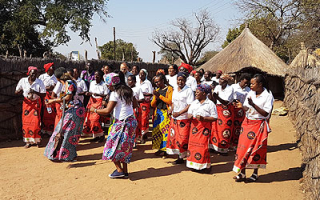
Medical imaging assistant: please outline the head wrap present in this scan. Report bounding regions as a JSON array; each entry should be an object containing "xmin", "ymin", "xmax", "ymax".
[
  {"xmin": 216, "ymin": 70, "xmax": 223, "ymax": 74},
  {"xmin": 197, "ymin": 84, "xmax": 211, "ymax": 94},
  {"xmin": 140, "ymin": 69, "xmax": 148, "ymax": 77},
  {"xmin": 179, "ymin": 63, "xmax": 193, "ymax": 73},
  {"xmin": 177, "ymin": 71, "xmax": 189, "ymax": 79},
  {"xmin": 44, "ymin": 63, "xmax": 54, "ymax": 72},
  {"xmin": 105, "ymin": 73, "xmax": 121, "ymax": 86},
  {"xmin": 156, "ymin": 69, "xmax": 165, "ymax": 75},
  {"xmin": 220, "ymin": 74, "xmax": 233, "ymax": 82},
  {"xmin": 27, "ymin": 66, "xmax": 38, "ymax": 75}
]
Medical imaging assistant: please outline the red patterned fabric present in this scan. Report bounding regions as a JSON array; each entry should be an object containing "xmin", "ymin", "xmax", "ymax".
[
  {"xmin": 166, "ymin": 118, "xmax": 191, "ymax": 158},
  {"xmin": 139, "ymin": 101, "xmax": 150, "ymax": 134},
  {"xmin": 22, "ymin": 98, "xmax": 42, "ymax": 144},
  {"xmin": 42, "ymin": 92, "xmax": 56, "ymax": 134},
  {"xmin": 231, "ymin": 107, "xmax": 245, "ymax": 148},
  {"xmin": 233, "ymin": 118, "xmax": 270, "ymax": 173},
  {"xmin": 209, "ymin": 104, "xmax": 234, "ymax": 153},
  {"xmin": 133, "ymin": 107, "xmax": 141, "ymax": 137},
  {"xmin": 82, "ymin": 97, "xmax": 104, "ymax": 137},
  {"xmin": 54, "ymin": 103, "xmax": 63, "ymax": 128},
  {"xmin": 186, "ymin": 119, "xmax": 211, "ymax": 170}
]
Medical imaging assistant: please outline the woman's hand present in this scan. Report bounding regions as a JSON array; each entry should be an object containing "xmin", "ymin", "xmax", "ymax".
[
  {"xmin": 234, "ymin": 100, "xmax": 243, "ymax": 109},
  {"xmin": 153, "ymin": 90, "xmax": 160, "ymax": 98},
  {"xmin": 248, "ymin": 97, "xmax": 254, "ymax": 106},
  {"xmin": 86, "ymin": 92, "xmax": 92, "ymax": 96},
  {"xmin": 196, "ymin": 115, "xmax": 204, "ymax": 121},
  {"xmin": 45, "ymin": 99, "xmax": 55, "ymax": 105},
  {"xmin": 172, "ymin": 112, "xmax": 180, "ymax": 118},
  {"xmin": 89, "ymin": 106, "xmax": 96, "ymax": 113}
]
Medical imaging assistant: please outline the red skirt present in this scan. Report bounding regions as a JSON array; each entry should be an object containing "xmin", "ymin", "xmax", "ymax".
[
  {"xmin": 186, "ymin": 119, "xmax": 211, "ymax": 170},
  {"xmin": 210, "ymin": 104, "xmax": 234, "ymax": 153},
  {"xmin": 54, "ymin": 103, "xmax": 63, "ymax": 129},
  {"xmin": 83, "ymin": 97, "xmax": 104, "ymax": 137},
  {"xmin": 233, "ymin": 118, "xmax": 270, "ymax": 173},
  {"xmin": 166, "ymin": 118, "xmax": 191, "ymax": 158},
  {"xmin": 133, "ymin": 107, "xmax": 142, "ymax": 137},
  {"xmin": 231, "ymin": 107, "xmax": 245, "ymax": 148},
  {"xmin": 22, "ymin": 98, "xmax": 42, "ymax": 144},
  {"xmin": 42, "ymin": 92, "xmax": 56, "ymax": 134},
  {"xmin": 139, "ymin": 101, "xmax": 150, "ymax": 135}
]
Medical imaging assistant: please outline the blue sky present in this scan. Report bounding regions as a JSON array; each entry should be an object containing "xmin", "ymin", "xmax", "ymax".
[{"xmin": 54, "ymin": 0, "xmax": 243, "ymax": 62}]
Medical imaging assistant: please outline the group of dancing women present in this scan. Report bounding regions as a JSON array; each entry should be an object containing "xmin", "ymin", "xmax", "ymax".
[{"xmin": 15, "ymin": 61, "xmax": 274, "ymax": 181}]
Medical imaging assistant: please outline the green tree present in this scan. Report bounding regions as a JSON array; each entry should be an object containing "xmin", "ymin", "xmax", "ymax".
[
  {"xmin": 222, "ymin": 24, "xmax": 245, "ymax": 48},
  {"xmin": 0, "ymin": 0, "xmax": 109, "ymax": 57},
  {"xmin": 99, "ymin": 39, "xmax": 139, "ymax": 61}
]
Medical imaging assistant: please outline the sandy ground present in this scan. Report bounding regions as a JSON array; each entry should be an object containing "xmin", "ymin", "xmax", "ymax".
[{"xmin": 0, "ymin": 101, "xmax": 303, "ymax": 200}]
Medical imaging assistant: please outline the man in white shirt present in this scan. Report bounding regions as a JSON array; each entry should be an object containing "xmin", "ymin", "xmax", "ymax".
[
  {"xmin": 120, "ymin": 62, "xmax": 132, "ymax": 84},
  {"xmin": 211, "ymin": 70, "xmax": 222, "ymax": 84},
  {"xmin": 202, "ymin": 71, "xmax": 213, "ymax": 85}
]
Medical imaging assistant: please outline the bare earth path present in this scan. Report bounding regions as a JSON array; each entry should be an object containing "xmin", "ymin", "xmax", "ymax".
[{"xmin": 0, "ymin": 101, "xmax": 303, "ymax": 200}]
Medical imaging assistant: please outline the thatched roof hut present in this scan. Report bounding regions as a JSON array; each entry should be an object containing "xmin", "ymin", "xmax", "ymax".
[
  {"xmin": 290, "ymin": 42, "xmax": 320, "ymax": 68},
  {"xmin": 200, "ymin": 27, "xmax": 288, "ymax": 97}
]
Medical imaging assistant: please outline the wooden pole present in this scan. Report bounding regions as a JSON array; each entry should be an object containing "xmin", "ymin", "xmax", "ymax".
[
  {"xmin": 152, "ymin": 51, "xmax": 156, "ymax": 63},
  {"xmin": 113, "ymin": 27, "xmax": 116, "ymax": 60}
]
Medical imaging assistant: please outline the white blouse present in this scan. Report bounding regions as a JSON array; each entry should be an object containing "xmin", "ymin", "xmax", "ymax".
[
  {"xmin": 15, "ymin": 77, "xmax": 46, "ymax": 100},
  {"xmin": 38, "ymin": 73, "xmax": 57, "ymax": 87},
  {"xmin": 244, "ymin": 88, "xmax": 274, "ymax": 120},
  {"xmin": 188, "ymin": 98, "xmax": 218, "ymax": 118},
  {"xmin": 109, "ymin": 91, "xmax": 134, "ymax": 120},
  {"xmin": 213, "ymin": 84, "xmax": 234, "ymax": 104},
  {"xmin": 172, "ymin": 85, "xmax": 194, "ymax": 120},
  {"xmin": 186, "ymin": 76, "xmax": 197, "ymax": 92},
  {"xmin": 132, "ymin": 86, "xmax": 144, "ymax": 101},
  {"xmin": 166, "ymin": 74, "xmax": 178, "ymax": 89},
  {"xmin": 73, "ymin": 78, "xmax": 88, "ymax": 103},
  {"xmin": 89, "ymin": 80, "xmax": 109, "ymax": 98},
  {"xmin": 137, "ymin": 79, "xmax": 153, "ymax": 94},
  {"xmin": 232, "ymin": 83, "xmax": 250, "ymax": 104}
]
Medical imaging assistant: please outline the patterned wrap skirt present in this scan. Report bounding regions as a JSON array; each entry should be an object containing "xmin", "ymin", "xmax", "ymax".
[
  {"xmin": 42, "ymin": 92, "xmax": 56, "ymax": 135},
  {"xmin": 82, "ymin": 97, "xmax": 104, "ymax": 138},
  {"xmin": 231, "ymin": 107, "xmax": 245, "ymax": 149},
  {"xmin": 102, "ymin": 115, "xmax": 137, "ymax": 163},
  {"xmin": 152, "ymin": 108, "xmax": 170, "ymax": 151},
  {"xmin": 233, "ymin": 118, "xmax": 271, "ymax": 173},
  {"xmin": 186, "ymin": 119, "xmax": 211, "ymax": 170},
  {"xmin": 22, "ymin": 98, "xmax": 42, "ymax": 144},
  {"xmin": 139, "ymin": 101, "xmax": 150, "ymax": 134},
  {"xmin": 166, "ymin": 118, "xmax": 191, "ymax": 158},
  {"xmin": 209, "ymin": 104, "xmax": 234, "ymax": 153},
  {"xmin": 44, "ymin": 104, "xmax": 85, "ymax": 161}
]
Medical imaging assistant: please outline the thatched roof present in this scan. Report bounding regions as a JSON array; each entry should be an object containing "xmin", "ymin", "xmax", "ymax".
[
  {"xmin": 289, "ymin": 43, "xmax": 320, "ymax": 68},
  {"xmin": 200, "ymin": 28, "xmax": 288, "ymax": 77}
]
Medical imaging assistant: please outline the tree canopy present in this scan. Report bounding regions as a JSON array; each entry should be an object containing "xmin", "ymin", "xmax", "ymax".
[
  {"xmin": 0, "ymin": 0, "xmax": 109, "ymax": 57},
  {"xmin": 99, "ymin": 39, "xmax": 139, "ymax": 61}
]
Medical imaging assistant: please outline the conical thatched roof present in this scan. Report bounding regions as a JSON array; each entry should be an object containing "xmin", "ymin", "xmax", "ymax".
[
  {"xmin": 200, "ymin": 28, "xmax": 288, "ymax": 76},
  {"xmin": 290, "ymin": 43, "xmax": 320, "ymax": 68}
]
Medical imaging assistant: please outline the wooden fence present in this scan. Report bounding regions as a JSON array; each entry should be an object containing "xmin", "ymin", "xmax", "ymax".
[
  {"xmin": 0, "ymin": 58, "xmax": 169, "ymax": 141},
  {"xmin": 284, "ymin": 66, "xmax": 320, "ymax": 200}
]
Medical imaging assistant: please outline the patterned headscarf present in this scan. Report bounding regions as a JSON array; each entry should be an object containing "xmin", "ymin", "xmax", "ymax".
[
  {"xmin": 177, "ymin": 71, "xmax": 189, "ymax": 79},
  {"xmin": 104, "ymin": 72, "xmax": 120, "ymax": 86},
  {"xmin": 140, "ymin": 69, "xmax": 148, "ymax": 77},
  {"xmin": 27, "ymin": 66, "xmax": 38, "ymax": 75},
  {"xmin": 197, "ymin": 83, "xmax": 211, "ymax": 94},
  {"xmin": 220, "ymin": 74, "xmax": 233, "ymax": 82}
]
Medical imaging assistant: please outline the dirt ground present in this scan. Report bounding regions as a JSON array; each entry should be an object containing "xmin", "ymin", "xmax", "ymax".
[{"xmin": 0, "ymin": 101, "xmax": 303, "ymax": 200}]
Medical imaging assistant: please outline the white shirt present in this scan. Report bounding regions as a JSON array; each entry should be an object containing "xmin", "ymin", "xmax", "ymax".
[
  {"xmin": 89, "ymin": 80, "xmax": 109, "ymax": 98},
  {"xmin": 38, "ymin": 73, "xmax": 57, "ymax": 87},
  {"xmin": 186, "ymin": 76, "xmax": 197, "ymax": 91},
  {"xmin": 166, "ymin": 74, "xmax": 178, "ymax": 89},
  {"xmin": 136, "ymin": 75, "xmax": 141, "ymax": 85},
  {"xmin": 202, "ymin": 80, "xmax": 213, "ymax": 86},
  {"xmin": 172, "ymin": 85, "xmax": 194, "ymax": 120},
  {"xmin": 188, "ymin": 98, "xmax": 218, "ymax": 118},
  {"xmin": 213, "ymin": 84, "xmax": 234, "ymax": 104},
  {"xmin": 109, "ymin": 91, "xmax": 134, "ymax": 120},
  {"xmin": 74, "ymin": 78, "xmax": 88, "ymax": 103},
  {"xmin": 232, "ymin": 83, "xmax": 250, "ymax": 104},
  {"xmin": 53, "ymin": 81, "xmax": 63, "ymax": 97},
  {"xmin": 15, "ymin": 77, "xmax": 46, "ymax": 100},
  {"xmin": 211, "ymin": 77, "xmax": 219, "ymax": 84},
  {"xmin": 137, "ymin": 79, "xmax": 153, "ymax": 94},
  {"xmin": 244, "ymin": 88, "xmax": 274, "ymax": 120},
  {"xmin": 132, "ymin": 86, "xmax": 144, "ymax": 101}
]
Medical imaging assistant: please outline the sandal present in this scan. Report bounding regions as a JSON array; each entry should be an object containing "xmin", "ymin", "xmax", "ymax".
[
  {"xmin": 155, "ymin": 150, "xmax": 167, "ymax": 156},
  {"xmin": 24, "ymin": 144, "xmax": 31, "ymax": 148},
  {"xmin": 247, "ymin": 173, "xmax": 258, "ymax": 182},
  {"xmin": 233, "ymin": 173, "xmax": 246, "ymax": 182}
]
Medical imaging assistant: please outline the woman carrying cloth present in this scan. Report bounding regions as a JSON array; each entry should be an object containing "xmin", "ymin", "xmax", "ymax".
[
  {"xmin": 83, "ymin": 70, "xmax": 109, "ymax": 142},
  {"xmin": 44, "ymin": 67, "xmax": 85, "ymax": 161},
  {"xmin": 210, "ymin": 74, "xmax": 235, "ymax": 155},
  {"xmin": 233, "ymin": 74, "xmax": 274, "ymax": 182},
  {"xmin": 15, "ymin": 66, "xmax": 46, "ymax": 148},
  {"xmin": 151, "ymin": 74, "xmax": 173, "ymax": 156},
  {"xmin": 187, "ymin": 84, "xmax": 217, "ymax": 172},
  {"xmin": 90, "ymin": 72, "xmax": 137, "ymax": 179},
  {"xmin": 166, "ymin": 72, "xmax": 194, "ymax": 164},
  {"xmin": 136, "ymin": 69, "xmax": 153, "ymax": 142}
]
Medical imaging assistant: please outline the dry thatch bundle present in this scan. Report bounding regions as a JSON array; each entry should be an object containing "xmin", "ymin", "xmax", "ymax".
[
  {"xmin": 200, "ymin": 28, "xmax": 288, "ymax": 77},
  {"xmin": 290, "ymin": 43, "xmax": 320, "ymax": 68}
]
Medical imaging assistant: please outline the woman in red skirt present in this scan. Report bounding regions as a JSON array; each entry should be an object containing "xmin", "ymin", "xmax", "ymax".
[
  {"xmin": 166, "ymin": 71, "xmax": 194, "ymax": 164},
  {"xmin": 210, "ymin": 74, "xmax": 235, "ymax": 155},
  {"xmin": 15, "ymin": 67, "xmax": 46, "ymax": 148},
  {"xmin": 186, "ymin": 84, "xmax": 217, "ymax": 172},
  {"xmin": 233, "ymin": 74, "xmax": 274, "ymax": 182}
]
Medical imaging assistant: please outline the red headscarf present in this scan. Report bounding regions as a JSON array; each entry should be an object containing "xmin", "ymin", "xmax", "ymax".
[
  {"xmin": 179, "ymin": 63, "xmax": 193, "ymax": 73},
  {"xmin": 27, "ymin": 66, "xmax": 38, "ymax": 75},
  {"xmin": 216, "ymin": 70, "xmax": 223, "ymax": 74},
  {"xmin": 44, "ymin": 62, "xmax": 54, "ymax": 72},
  {"xmin": 191, "ymin": 70, "xmax": 196, "ymax": 75}
]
